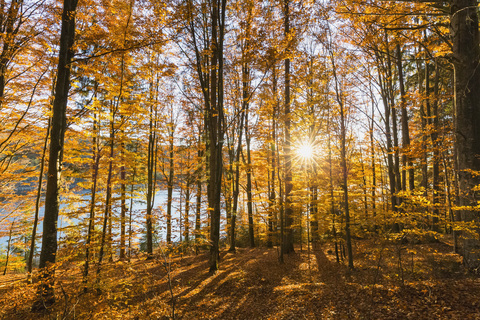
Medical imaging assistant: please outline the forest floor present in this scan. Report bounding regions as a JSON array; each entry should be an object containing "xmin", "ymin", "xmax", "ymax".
[{"xmin": 1, "ymin": 237, "xmax": 480, "ymax": 319}]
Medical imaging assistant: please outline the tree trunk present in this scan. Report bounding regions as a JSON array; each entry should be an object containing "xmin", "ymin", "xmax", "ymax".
[
  {"xmin": 361, "ymin": 157, "xmax": 368, "ymax": 218},
  {"xmin": 0, "ymin": 0, "xmax": 22, "ymax": 101},
  {"xmin": 422, "ymin": 55, "xmax": 430, "ymax": 205},
  {"xmin": 368, "ymin": 86, "xmax": 377, "ymax": 230},
  {"xmin": 330, "ymin": 50, "xmax": 354, "ymax": 270},
  {"xmin": 146, "ymin": 90, "xmax": 157, "ymax": 257},
  {"xmin": 128, "ymin": 167, "xmax": 136, "ymax": 260},
  {"xmin": 283, "ymin": 0, "xmax": 294, "ymax": 254},
  {"xmin": 387, "ymin": 50, "xmax": 402, "ymax": 201},
  {"xmin": 195, "ymin": 148, "xmax": 202, "ymax": 242},
  {"xmin": 267, "ymin": 66, "xmax": 277, "ymax": 248},
  {"xmin": 207, "ymin": 0, "xmax": 226, "ymax": 272},
  {"xmin": 451, "ymin": 0, "xmax": 480, "ymax": 267},
  {"xmin": 3, "ymin": 219, "xmax": 15, "ymax": 275},
  {"xmin": 83, "ymin": 111, "xmax": 99, "ymax": 284},
  {"xmin": 107, "ymin": 115, "xmax": 114, "ymax": 263},
  {"xmin": 267, "ymin": 116, "xmax": 276, "ymax": 248},
  {"xmin": 187, "ymin": 0, "xmax": 226, "ymax": 271},
  {"xmin": 307, "ymin": 57, "xmax": 318, "ymax": 245},
  {"xmin": 279, "ymin": 152, "xmax": 285, "ymax": 263},
  {"xmin": 28, "ymin": 114, "xmax": 51, "ymax": 279},
  {"xmin": 396, "ymin": 44, "xmax": 414, "ymax": 192},
  {"xmin": 377, "ymin": 65, "xmax": 397, "ymax": 214},
  {"xmin": 224, "ymin": 149, "xmax": 233, "ymax": 244},
  {"xmin": 32, "ymin": 0, "xmax": 78, "ymax": 311},
  {"xmin": 246, "ymin": 114, "xmax": 254, "ymax": 248},
  {"xmin": 185, "ymin": 178, "xmax": 190, "ymax": 242},
  {"xmin": 97, "ymin": 102, "xmax": 115, "ymax": 272},
  {"xmin": 166, "ymin": 122, "xmax": 174, "ymax": 244},
  {"xmin": 229, "ymin": 139, "xmax": 241, "ymax": 252},
  {"xmin": 229, "ymin": 72, "xmax": 249, "ymax": 251},
  {"xmin": 120, "ymin": 141, "xmax": 127, "ymax": 260},
  {"xmin": 431, "ymin": 59, "xmax": 440, "ymax": 231},
  {"xmin": 327, "ymin": 113, "xmax": 339, "ymax": 263}
]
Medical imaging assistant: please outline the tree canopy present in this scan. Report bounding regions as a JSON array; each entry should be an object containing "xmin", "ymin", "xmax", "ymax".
[{"xmin": 1, "ymin": 0, "xmax": 480, "ymax": 317}]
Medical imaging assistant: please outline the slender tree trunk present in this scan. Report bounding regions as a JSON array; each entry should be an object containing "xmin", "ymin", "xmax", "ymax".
[
  {"xmin": 229, "ymin": 71, "xmax": 249, "ymax": 251},
  {"xmin": 3, "ymin": 219, "xmax": 15, "ymax": 275},
  {"xmin": 267, "ymin": 65, "xmax": 278, "ymax": 249},
  {"xmin": 166, "ymin": 124, "xmax": 174, "ymax": 244},
  {"xmin": 32, "ymin": 0, "xmax": 78, "ymax": 311},
  {"xmin": 128, "ymin": 167, "xmax": 136, "ymax": 260},
  {"xmin": 229, "ymin": 141, "xmax": 241, "ymax": 252},
  {"xmin": 378, "ymin": 66, "xmax": 397, "ymax": 214},
  {"xmin": 179, "ymin": 188, "xmax": 183, "ymax": 242},
  {"xmin": 361, "ymin": 157, "xmax": 368, "ymax": 218},
  {"xmin": 187, "ymin": 0, "xmax": 225, "ymax": 270},
  {"xmin": 207, "ymin": 0, "xmax": 226, "ymax": 272},
  {"xmin": 309, "ymin": 184, "xmax": 318, "ymax": 243},
  {"xmin": 246, "ymin": 109, "xmax": 254, "ymax": 248},
  {"xmin": 115, "ymin": 6, "xmax": 130, "ymax": 259},
  {"xmin": 307, "ymin": 57, "xmax": 318, "ymax": 246},
  {"xmin": 83, "ymin": 111, "xmax": 99, "ymax": 284},
  {"xmin": 396, "ymin": 44, "xmax": 414, "ymax": 192},
  {"xmin": 276, "ymin": 109, "xmax": 285, "ymax": 263},
  {"xmin": 267, "ymin": 113, "xmax": 276, "ymax": 248},
  {"xmin": 385, "ymin": 38, "xmax": 402, "ymax": 203},
  {"xmin": 107, "ymin": 105, "xmax": 115, "ymax": 262},
  {"xmin": 424, "ymin": 54, "xmax": 437, "ymax": 229},
  {"xmin": 279, "ymin": 155, "xmax": 285, "ymax": 263},
  {"xmin": 283, "ymin": 0, "xmax": 294, "ymax": 254},
  {"xmin": 389, "ymin": 41, "xmax": 404, "ymax": 234},
  {"xmin": 443, "ymin": 153, "xmax": 455, "ymax": 234},
  {"xmin": 97, "ymin": 103, "xmax": 115, "ymax": 272},
  {"xmin": 146, "ymin": 91, "xmax": 156, "ymax": 257},
  {"xmin": 431, "ymin": 59, "xmax": 440, "ymax": 231},
  {"xmin": 28, "ymin": 115, "xmax": 51, "ymax": 279},
  {"xmin": 327, "ymin": 114, "xmax": 339, "ymax": 263},
  {"xmin": 120, "ymin": 141, "xmax": 127, "ymax": 260},
  {"xmin": 195, "ymin": 148, "xmax": 202, "ymax": 242},
  {"xmin": 331, "ymin": 51, "xmax": 354, "ymax": 270},
  {"xmin": 27, "ymin": 72, "xmax": 56, "ymax": 280},
  {"xmin": 225, "ymin": 149, "xmax": 233, "ymax": 244},
  {"xmin": 185, "ymin": 178, "xmax": 190, "ymax": 242},
  {"xmin": 422, "ymin": 56, "xmax": 430, "ymax": 200},
  {"xmin": 267, "ymin": 142, "xmax": 273, "ymax": 247},
  {"xmin": 369, "ymin": 89, "xmax": 377, "ymax": 230}
]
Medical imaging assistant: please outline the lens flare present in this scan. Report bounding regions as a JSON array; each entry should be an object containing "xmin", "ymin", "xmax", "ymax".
[{"xmin": 296, "ymin": 142, "xmax": 314, "ymax": 160}]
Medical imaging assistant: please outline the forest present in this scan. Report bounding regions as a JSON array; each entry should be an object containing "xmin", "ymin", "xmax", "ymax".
[{"xmin": 1, "ymin": 0, "xmax": 480, "ymax": 318}]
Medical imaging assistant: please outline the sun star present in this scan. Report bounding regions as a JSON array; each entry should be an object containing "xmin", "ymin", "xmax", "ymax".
[{"xmin": 297, "ymin": 142, "xmax": 314, "ymax": 160}]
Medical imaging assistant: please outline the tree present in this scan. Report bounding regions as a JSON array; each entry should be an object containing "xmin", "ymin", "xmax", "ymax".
[
  {"xmin": 145, "ymin": 76, "xmax": 159, "ymax": 257},
  {"xmin": 283, "ymin": 0, "xmax": 294, "ymax": 254},
  {"xmin": 161, "ymin": 102, "xmax": 177, "ymax": 245},
  {"xmin": 328, "ymin": 31, "xmax": 354, "ymax": 269},
  {"xmin": 184, "ymin": 0, "xmax": 226, "ymax": 272},
  {"xmin": 451, "ymin": 0, "xmax": 480, "ymax": 267},
  {"xmin": 27, "ymin": 102, "xmax": 51, "ymax": 280},
  {"xmin": 32, "ymin": 0, "xmax": 79, "ymax": 311}
]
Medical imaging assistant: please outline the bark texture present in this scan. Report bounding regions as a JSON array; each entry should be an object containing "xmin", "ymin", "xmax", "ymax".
[
  {"xmin": 32, "ymin": 0, "xmax": 78, "ymax": 311},
  {"xmin": 451, "ymin": 0, "xmax": 480, "ymax": 268}
]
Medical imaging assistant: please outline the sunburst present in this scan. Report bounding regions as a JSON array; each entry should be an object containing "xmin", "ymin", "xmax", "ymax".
[
  {"xmin": 297, "ymin": 142, "xmax": 314, "ymax": 160},
  {"xmin": 294, "ymin": 140, "xmax": 319, "ymax": 168}
]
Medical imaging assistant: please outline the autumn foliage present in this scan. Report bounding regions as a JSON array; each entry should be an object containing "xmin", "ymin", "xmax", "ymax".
[{"xmin": 1, "ymin": 0, "xmax": 480, "ymax": 318}]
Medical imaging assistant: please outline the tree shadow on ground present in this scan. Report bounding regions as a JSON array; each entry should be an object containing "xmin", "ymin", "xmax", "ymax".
[
  {"xmin": 173, "ymin": 247, "xmax": 307, "ymax": 319},
  {"xmin": 3, "ymin": 241, "xmax": 480, "ymax": 319}
]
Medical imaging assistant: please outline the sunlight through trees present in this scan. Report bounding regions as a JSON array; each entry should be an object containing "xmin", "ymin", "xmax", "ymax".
[{"xmin": 0, "ymin": 0, "xmax": 479, "ymax": 317}]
